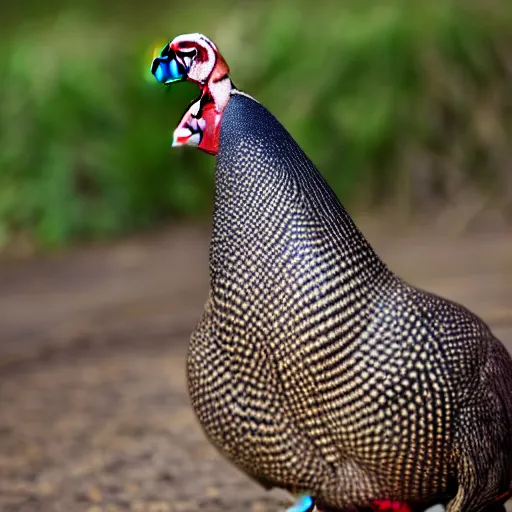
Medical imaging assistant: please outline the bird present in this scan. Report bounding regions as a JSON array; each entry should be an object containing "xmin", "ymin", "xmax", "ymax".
[{"xmin": 151, "ymin": 33, "xmax": 512, "ymax": 512}]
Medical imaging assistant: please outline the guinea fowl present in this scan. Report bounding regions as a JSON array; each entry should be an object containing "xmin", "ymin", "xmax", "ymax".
[{"xmin": 151, "ymin": 33, "xmax": 512, "ymax": 512}]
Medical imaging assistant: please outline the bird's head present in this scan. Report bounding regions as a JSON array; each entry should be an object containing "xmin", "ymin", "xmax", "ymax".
[
  {"xmin": 151, "ymin": 33, "xmax": 229, "ymax": 87},
  {"xmin": 150, "ymin": 33, "xmax": 233, "ymax": 155}
]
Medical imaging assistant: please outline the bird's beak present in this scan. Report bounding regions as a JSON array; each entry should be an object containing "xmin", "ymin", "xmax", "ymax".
[{"xmin": 151, "ymin": 50, "xmax": 186, "ymax": 85}]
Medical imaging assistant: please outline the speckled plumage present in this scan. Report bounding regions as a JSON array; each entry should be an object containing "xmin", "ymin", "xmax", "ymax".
[{"xmin": 186, "ymin": 91, "xmax": 512, "ymax": 511}]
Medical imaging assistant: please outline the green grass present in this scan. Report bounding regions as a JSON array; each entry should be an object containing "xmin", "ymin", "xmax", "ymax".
[{"xmin": 0, "ymin": 0, "xmax": 511, "ymax": 248}]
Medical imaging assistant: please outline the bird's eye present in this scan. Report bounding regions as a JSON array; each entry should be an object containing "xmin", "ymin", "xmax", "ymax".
[
  {"xmin": 177, "ymin": 48, "xmax": 197, "ymax": 58},
  {"xmin": 176, "ymin": 48, "xmax": 197, "ymax": 70}
]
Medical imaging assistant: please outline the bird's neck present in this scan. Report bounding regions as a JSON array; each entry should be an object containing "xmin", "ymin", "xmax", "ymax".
[{"xmin": 209, "ymin": 92, "xmax": 391, "ymax": 298}]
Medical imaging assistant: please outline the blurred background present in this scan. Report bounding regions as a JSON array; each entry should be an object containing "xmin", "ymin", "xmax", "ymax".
[
  {"xmin": 0, "ymin": 1, "xmax": 511, "ymax": 511},
  {"xmin": 1, "ymin": 0, "xmax": 512, "ymax": 251}
]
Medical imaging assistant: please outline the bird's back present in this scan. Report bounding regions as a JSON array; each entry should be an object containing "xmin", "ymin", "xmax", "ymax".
[{"xmin": 187, "ymin": 92, "xmax": 512, "ymax": 509}]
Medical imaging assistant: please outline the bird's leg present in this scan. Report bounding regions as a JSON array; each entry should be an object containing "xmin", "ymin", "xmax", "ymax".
[
  {"xmin": 371, "ymin": 501, "xmax": 414, "ymax": 511},
  {"xmin": 298, "ymin": 500, "xmax": 448, "ymax": 512},
  {"xmin": 372, "ymin": 502, "xmax": 449, "ymax": 512},
  {"xmin": 285, "ymin": 494, "xmax": 315, "ymax": 512},
  {"xmin": 311, "ymin": 499, "xmax": 416, "ymax": 512}
]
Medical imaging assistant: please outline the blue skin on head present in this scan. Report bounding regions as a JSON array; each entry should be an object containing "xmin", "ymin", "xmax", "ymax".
[
  {"xmin": 154, "ymin": 59, "xmax": 185, "ymax": 84},
  {"xmin": 151, "ymin": 43, "xmax": 185, "ymax": 84},
  {"xmin": 153, "ymin": 58, "xmax": 183, "ymax": 84}
]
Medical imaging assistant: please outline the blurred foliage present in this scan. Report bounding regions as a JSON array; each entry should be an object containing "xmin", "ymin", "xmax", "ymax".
[{"xmin": 0, "ymin": 0, "xmax": 511, "ymax": 248}]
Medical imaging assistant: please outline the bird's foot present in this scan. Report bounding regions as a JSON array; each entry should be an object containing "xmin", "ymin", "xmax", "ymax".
[
  {"xmin": 372, "ymin": 501, "xmax": 447, "ymax": 512},
  {"xmin": 283, "ymin": 496, "xmax": 446, "ymax": 512},
  {"xmin": 285, "ymin": 494, "xmax": 315, "ymax": 512}
]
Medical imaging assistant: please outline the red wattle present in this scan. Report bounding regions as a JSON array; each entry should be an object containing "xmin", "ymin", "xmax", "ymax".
[{"xmin": 197, "ymin": 98, "xmax": 221, "ymax": 155}]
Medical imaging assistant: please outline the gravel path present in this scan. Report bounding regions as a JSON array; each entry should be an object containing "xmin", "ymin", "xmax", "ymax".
[{"xmin": 1, "ymin": 223, "xmax": 511, "ymax": 511}]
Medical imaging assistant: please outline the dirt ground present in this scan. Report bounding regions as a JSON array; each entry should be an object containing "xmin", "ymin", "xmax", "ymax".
[{"xmin": 1, "ymin": 222, "xmax": 511, "ymax": 512}]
